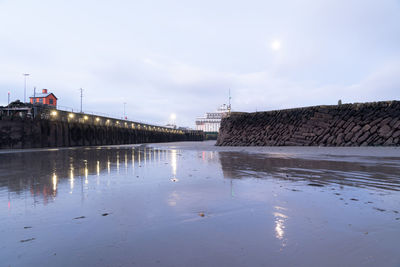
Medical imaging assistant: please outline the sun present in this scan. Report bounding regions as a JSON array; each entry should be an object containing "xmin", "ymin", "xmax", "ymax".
[{"xmin": 271, "ymin": 40, "xmax": 281, "ymax": 51}]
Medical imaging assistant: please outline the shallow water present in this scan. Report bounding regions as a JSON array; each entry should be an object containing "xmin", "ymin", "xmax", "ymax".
[{"xmin": 1, "ymin": 141, "xmax": 400, "ymax": 267}]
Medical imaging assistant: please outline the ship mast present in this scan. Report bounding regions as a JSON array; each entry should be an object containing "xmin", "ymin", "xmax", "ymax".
[{"xmin": 228, "ymin": 88, "xmax": 231, "ymax": 113}]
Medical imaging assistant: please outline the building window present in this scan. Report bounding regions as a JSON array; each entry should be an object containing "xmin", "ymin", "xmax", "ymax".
[
  {"xmin": 49, "ymin": 99, "xmax": 53, "ymax": 104},
  {"xmin": 39, "ymin": 98, "xmax": 43, "ymax": 104}
]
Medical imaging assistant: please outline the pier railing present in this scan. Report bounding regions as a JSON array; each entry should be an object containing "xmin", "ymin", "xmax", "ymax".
[{"xmin": 48, "ymin": 109, "xmax": 186, "ymax": 134}]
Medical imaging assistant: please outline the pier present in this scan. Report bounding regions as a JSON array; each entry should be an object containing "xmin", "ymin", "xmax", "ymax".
[{"xmin": 0, "ymin": 104, "xmax": 204, "ymax": 149}]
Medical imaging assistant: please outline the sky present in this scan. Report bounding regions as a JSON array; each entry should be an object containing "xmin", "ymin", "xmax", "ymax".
[{"xmin": 0, "ymin": 0, "xmax": 399, "ymax": 127}]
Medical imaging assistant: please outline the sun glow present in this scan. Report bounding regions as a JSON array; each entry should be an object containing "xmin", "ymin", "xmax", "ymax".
[{"xmin": 271, "ymin": 40, "xmax": 281, "ymax": 51}]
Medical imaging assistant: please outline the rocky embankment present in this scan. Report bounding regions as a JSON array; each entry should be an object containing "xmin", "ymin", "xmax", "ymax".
[{"xmin": 216, "ymin": 101, "xmax": 400, "ymax": 146}]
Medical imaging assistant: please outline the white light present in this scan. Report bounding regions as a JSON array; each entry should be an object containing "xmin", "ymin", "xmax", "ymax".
[
  {"xmin": 271, "ymin": 40, "xmax": 281, "ymax": 51},
  {"xmin": 170, "ymin": 113, "xmax": 176, "ymax": 120},
  {"xmin": 52, "ymin": 174, "xmax": 57, "ymax": 191}
]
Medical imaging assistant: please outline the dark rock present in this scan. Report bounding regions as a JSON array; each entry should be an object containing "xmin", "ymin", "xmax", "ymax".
[
  {"xmin": 216, "ymin": 101, "xmax": 400, "ymax": 147},
  {"xmin": 378, "ymin": 125, "xmax": 391, "ymax": 137},
  {"xmin": 392, "ymin": 130, "xmax": 400, "ymax": 139},
  {"xmin": 20, "ymin": 238, "xmax": 35, "ymax": 243},
  {"xmin": 370, "ymin": 125, "xmax": 378, "ymax": 134},
  {"xmin": 308, "ymin": 183, "xmax": 324, "ymax": 187},
  {"xmin": 357, "ymin": 132, "xmax": 370, "ymax": 143}
]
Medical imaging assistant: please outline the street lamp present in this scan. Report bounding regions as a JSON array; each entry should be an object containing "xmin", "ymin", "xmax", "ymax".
[
  {"xmin": 170, "ymin": 113, "xmax": 176, "ymax": 126},
  {"xmin": 79, "ymin": 88, "xmax": 84, "ymax": 113},
  {"xmin": 23, "ymin": 73, "xmax": 30, "ymax": 103}
]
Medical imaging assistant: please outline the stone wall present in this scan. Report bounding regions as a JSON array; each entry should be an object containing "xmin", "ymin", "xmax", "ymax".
[
  {"xmin": 216, "ymin": 101, "xmax": 400, "ymax": 146},
  {"xmin": 0, "ymin": 119, "xmax": 204, "ymax": 149}
]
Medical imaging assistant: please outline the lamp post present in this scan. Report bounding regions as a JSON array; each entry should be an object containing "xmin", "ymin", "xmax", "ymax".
[
  {"xmin": 7, "ymin": 91, "xmax": 10, "ymax": 116},
  {"xmin": 23, "ymin": 73, "xmax": 30, "ymax": 103},
  {"xmin": 170, "ymin": 113, "xmax": 176, "ymax": 127},
  {"xmin": 80, "ymin": 88, "xmax": 83, "ymax": 113}
]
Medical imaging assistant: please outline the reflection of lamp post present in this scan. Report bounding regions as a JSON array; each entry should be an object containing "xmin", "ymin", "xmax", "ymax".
[{"xmin": 23, "ymin": 73, "xmax": 30, "ymax": 103}]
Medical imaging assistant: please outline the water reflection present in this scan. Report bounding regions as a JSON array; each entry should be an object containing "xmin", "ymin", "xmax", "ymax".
[
  {"xmin": 84, "ymin": 160, "xmax": 88, "ymax": 184},
  {"xmin": 125, "ymin": 152, "xmax": 128, "ymax": 173},
  {"xmin": 0, "ymin": 146, "xmax": 169, "ymax": 206},
  {"xmin": 69, "ymin": 164, "xmax": 74, "ymax": 192},
  {"xmin": 219, "ymin": 151, "xmax": 400, "ymax": 191},
  {"xmin": 2, "ymin": 146, "xmax": 400, "ymax": 209},
  {"xmin": 168, "ymin": 191, "xmax": 179, "ymax": 207},
  {"xmin": 116, "ymin": 152, "xmax": 120, "ymax": 173},
  {"xmin": 52, "ymin": 174, "xmax": 57, "ymax": 192},
  {"xmin": 171, "ymin": 149, "xmax": 178, "ymax": 182},
  {"xmin": 273, "ymin": 206, "xmax": 288, "ymax": 249},
  {"xmin": 200, "ymin": 150, "xmax": 218, "ymax": 162},
  {"xmin": 132, "ymin": 152, "xmax": 135, "ymax": 171},
  {"xmin": 144, "ymin": 147, "xmax": 146, "ymax": 166},
  {"xmin": 97, "ymin": 161, "xmax": 100, "ymax": 177}
]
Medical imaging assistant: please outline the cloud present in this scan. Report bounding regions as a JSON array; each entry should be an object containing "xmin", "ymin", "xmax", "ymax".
[
  {"xmin": 1, "ymin": 52, "xmax": 400, "ymax": 127},
  {"xmin": 0, "ymin": 0, "xmax": 399, "ymax": 127}
]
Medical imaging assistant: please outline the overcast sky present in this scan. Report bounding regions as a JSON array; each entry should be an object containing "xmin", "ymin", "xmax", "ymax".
[{"xmin": 1, "ymin": 0, "xmax": 399, "ymax": 127}]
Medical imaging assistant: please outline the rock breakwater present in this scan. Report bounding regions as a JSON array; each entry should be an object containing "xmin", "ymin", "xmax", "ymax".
[{"xmin": 216, "ymin": 101, "xmax": 400, "ymax": 146}]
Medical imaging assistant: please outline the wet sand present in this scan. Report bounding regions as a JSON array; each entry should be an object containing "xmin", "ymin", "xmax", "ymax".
[{"xmin": 1, "ymin": 141, "xmax": 399, "ymax": 266}]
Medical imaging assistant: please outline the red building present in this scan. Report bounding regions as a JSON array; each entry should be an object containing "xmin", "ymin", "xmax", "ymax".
[{"xmin": 29, "ymin": 89, "xmax": 57, "ymax": 107}]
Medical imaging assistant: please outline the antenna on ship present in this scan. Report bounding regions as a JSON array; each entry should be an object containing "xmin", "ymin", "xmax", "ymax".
[{"xmin": 228, "ymin": 88, "xmax": 231, "ymax": 113}]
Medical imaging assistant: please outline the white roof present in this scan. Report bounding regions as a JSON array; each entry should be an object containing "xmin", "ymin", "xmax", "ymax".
[{"xmin": 30, "ymin": 93, "xmax": 57, "ymax": 99}]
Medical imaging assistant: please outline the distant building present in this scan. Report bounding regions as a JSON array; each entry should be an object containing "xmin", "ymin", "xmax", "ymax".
[
  {"xmin": 195, "ymin": 104, "xmax": 230, "ymax": 132},
  {"xmin": 178, "ymin": 126, "xmax": 192, "ymax": 131},
  {"xmin": 29, "ymin": 89, "xmax": 57, "ymax": 107},
  {"xmin": 165, "ymin": 123, "xmax": 177, "ymax": 129}
]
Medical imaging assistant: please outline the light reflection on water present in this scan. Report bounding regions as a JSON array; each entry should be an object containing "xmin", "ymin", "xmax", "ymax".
[
  {"xmin": 0, "ymin": 146, "xmax": 168, "ymax": 205},
  {"xmin": 1, "ymin": 145, "xmax": 400, "ymax": 208},
  {"xmin": 0, "ymin": 143, "xmax": 400, "ymax": 267},
  {"xmin": 273, "ymin": 206, "xmax": 288, "ymax": 249},
  {"xmin": 171, "ymin": 149, "xmax": 177, "ymax": 181},
  {"xmin": 1, "ymin": 145, "xmax": 399, "ymax": 208}
]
